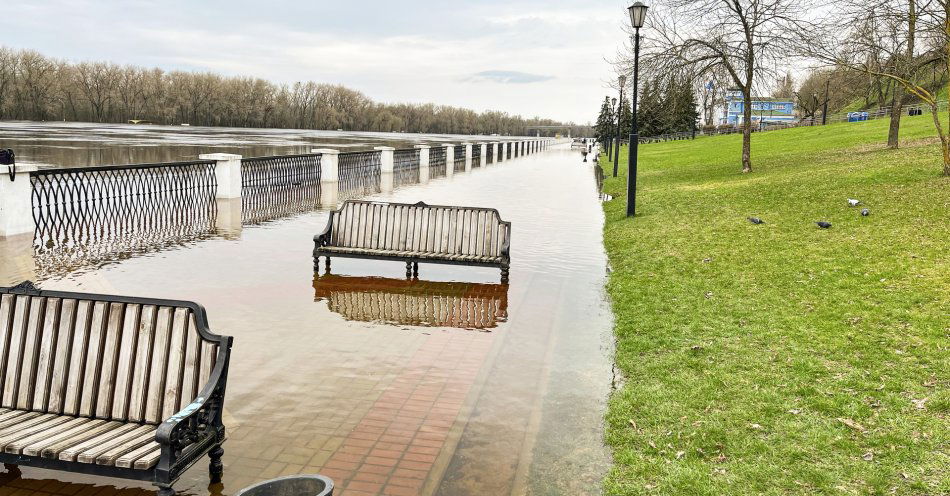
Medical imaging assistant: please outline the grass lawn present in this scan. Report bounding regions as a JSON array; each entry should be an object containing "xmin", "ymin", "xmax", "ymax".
[{"xmin": 597, "ymin": 116, "xmax": 948, "ymax": 495}]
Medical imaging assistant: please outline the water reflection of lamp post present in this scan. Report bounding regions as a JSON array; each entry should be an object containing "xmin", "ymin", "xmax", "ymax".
[
  {"xmin": 613, "ymin": 76, "xmax": 625, "ymax": 177},
  {"xmin": 609, "ymin": 97, "xmax": 617, "ymax": 162},
  {"xmin": 626, "ymin": 2, "xmax": 648, "ymax": 217}
]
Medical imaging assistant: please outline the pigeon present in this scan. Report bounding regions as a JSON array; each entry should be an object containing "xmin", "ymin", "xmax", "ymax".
[
  {"xmin": 848, "ymin": 199, "xmax": 861, "ymax": 207},
  {"xmin": 748, "ymin": 217, "xmax": 765, "ymax": 224},
  {"xmin": 861, "ymin": 208, "xmax": 870, "ymax": 216},
  {"xmin": 816, "ymin": 221, "xmax": 832, "ymax": 229}
]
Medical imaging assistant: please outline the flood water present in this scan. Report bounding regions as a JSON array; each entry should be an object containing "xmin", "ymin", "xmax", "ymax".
[
  {"xmin": 0, "ymin": 126, "xmax": 612, "ymax": 496},
  {"xmin": 0, "ymin": 121, "xmax": 535, "ymax": 169}
]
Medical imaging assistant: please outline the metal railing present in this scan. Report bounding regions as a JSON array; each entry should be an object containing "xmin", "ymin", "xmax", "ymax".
[
  {"xmin": 486, "ymin": 143, "xmax": 495, "ymax": 165},
  {"xmin": 339, "ymin": 150, "xmax": 381, "ymax": 198},
  {"xmin": 471, "ymin": 144, "xmax": 481, "ymax": 168},
  {"xmin": 241, "ymin": 154, "xmax": 323, "ymax": 225},
  {"xmin": 394, "ymin": 148, "xmax": 420, "ymax": 187},
  {"xmin": 453, "ymin": 145, "xmax": 466, "ymax": 172},
  {"xmin": 429, "ymin": 146, "xmax": 447, "ymax": 179}
]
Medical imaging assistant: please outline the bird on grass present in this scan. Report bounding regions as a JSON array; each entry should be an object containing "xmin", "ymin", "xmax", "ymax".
[
  {"xmin": 861, "ymin": 209, "xmax": 870, "ymax": 216},
  {"xmin": 848, "ymin": 199, "xmax": 861, "ymax": 207},
  {"xmin": 816, "ymin": 221, "xmax": 832, "ymax": 229},
  {"xmin": 748, "ymin": 217, "xmax": 765, "ymax": 224}
]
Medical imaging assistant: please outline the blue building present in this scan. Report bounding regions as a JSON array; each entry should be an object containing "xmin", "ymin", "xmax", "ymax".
[{"xmin": 723, "ymin": 90, "xmax": 796, "ymax": 126}]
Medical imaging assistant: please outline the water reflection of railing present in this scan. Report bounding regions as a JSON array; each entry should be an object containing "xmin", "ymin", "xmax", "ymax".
[
  {"xmin": 471, "ymin": 144, "xmax": 481, "ymax": 168},
  {"xmin": 339, "ymin": 150, "xmax": 381, "ymax": 199},
  {"xmin": 313, "ymin": 274, "xmax": 509, "ymax": 329},
  {"xmin": 242, "ymin": 154, "xmax": 323, "ymax": 224},
  {"xmin": 394, "ymin": 148, "xmax": 420, "ymax": 187},
  {"xmin": 453, "ymin": 147, "xmax": 466, "ymax": 173}
]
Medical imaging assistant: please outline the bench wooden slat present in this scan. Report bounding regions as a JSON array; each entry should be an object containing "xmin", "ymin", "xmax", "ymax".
[
  {"xmin": 111, "ymin": 304, "xmax": 141, "ymax": 421},
  {"xmin": 161, "ymin": 308, "xmax": 189, "ymax": 420},
  {"xmin": 95, "ymin": 302, "xmax": 125, "ymax": 418},
  {"xmin": 63, "ymin": 300, "xmax": 93, "ymax": 415},
  {"xmin": 0, "ymin": 414, "xmax": 72, "ymax": 447},
  {"xmin": 73, "ymin": 424, "xmax": 153, "ymax": 464},
  {"xmin": 179, "ymin": 312, "xmax": 201, "ymax": 412},
  {"xmin": 144, "ymin": 306, "xmax": 173, "ymax": 424},
  {"xmin": 4, "ymin": 416, "xmax": 93, "ymax": 453},
  {"xmin": 2, "ymin": 296, "xmax": 31, "ymax": 408},
  {"xmin": 57, "ymin": 422, "xmax": 141, "ymax": 461},
  {"xmin": 78, "ymin": 301, "xmax": 109, "ymax": 417},
  {"xmin": 127, "ymin": 305, "xmax": 156, "ymax": 423},
  {"xmin": 25, "ymin": 418, "xmax": 113, "ymax": 457},
  {"xmin": 31, "ymin": 298, "xmax": 60, "ymax": 412},
  {"xmin": 94, "ymin": 429, "xmax": 155, "ymax": 465},
  {"xmin": 0, "ymin": 410, "xmax": 42, "ymax": 429},
  {"xmin": 199, "ymin": 339, "xmax": 217, "ymax": 391},
  {"xmin": 116, "ymin": 440, "xmax": 161, "ymax": 469},
  {"xmin": 47, "ymin": 298, "xmax": 76, "ymax": 414},
  {"xmin": 16, "ymin": 297, "xmax": 46, "ymax": 410}
]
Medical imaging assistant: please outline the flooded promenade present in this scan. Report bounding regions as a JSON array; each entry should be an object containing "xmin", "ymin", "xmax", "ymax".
[{"xmin": 0, "ymin": 135, "xmax": 612, "ymax": 496}]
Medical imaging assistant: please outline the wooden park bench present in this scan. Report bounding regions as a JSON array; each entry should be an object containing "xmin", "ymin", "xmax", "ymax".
[
  {"xmin": 314, "ymin": 200, "xmax": 512, "ymax": 282},
  {"xmin": 0, "ymin": 281, "xmax": 233, "ymax": 496}
]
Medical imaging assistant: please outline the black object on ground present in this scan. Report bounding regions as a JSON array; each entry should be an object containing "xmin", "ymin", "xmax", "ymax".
[
  {"xmin": 235, "ymin": 475, "xmax": 334, "ymax": 496},
  {"xmin": 816, "ymin": 221, "xmax": 832, "ymax": 229},
  {"xmin": 861, "ymin": 209, "xmax": 870, "ymax": 216},
  {"xmin": 748, "ymin": 217, "xmax": 765, "ymax": 225}
]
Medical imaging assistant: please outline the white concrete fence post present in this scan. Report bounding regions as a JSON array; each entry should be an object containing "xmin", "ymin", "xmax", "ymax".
[
  {"xmin": 461, "ymin": 143, "xmax": 472, "ymax": 174},
  {"xmin": 376, "ymin": 146, "xmax": 395, "ymax": 193},
  {"xmin": 415, "ymin": 145, "xmax": 430, "ymax": 184},
  {"xmin": 0, "ymin": 165, "xmax": 38, "ymax": 238},
  {"xmin": 445, "ymin": 145, "xmax": 454, "ymax": 178},
  {"xmin": 312, "ymin": 148, "xmax": 340, "ymax": 207},
  {"xmin": 199, "ymin": 153, "xmax": 243, "ymax": 199}
]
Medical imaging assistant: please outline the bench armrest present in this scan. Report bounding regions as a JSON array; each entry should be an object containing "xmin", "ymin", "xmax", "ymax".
[
  {"xmin": 314, "ymin": 213, "xmax": 334, "ymax": 247},
  {"xmin": 154, "ymin": 336, "xmax": 232, "ymax": 481}
]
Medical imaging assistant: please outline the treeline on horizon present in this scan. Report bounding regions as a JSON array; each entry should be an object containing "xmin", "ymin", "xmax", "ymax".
[{"xmin": 0, "ymin": 46, "xmax": 585, "ymax": 136}]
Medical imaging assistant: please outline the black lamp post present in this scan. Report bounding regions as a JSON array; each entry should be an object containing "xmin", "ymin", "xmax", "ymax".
[
  {"xmin": 609, "ymin": 97, "xmax": 617, "ymax": 161},
  {"xmin": 626, "ymin": 2, "xmax": 648, "ymax": 217},
  {"xmin": 613, "ymin": 76, "xmax": 626, "ymax": 177}
]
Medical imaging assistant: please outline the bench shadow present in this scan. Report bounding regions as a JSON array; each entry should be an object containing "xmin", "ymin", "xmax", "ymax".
[
  {"xmin": 313, "ymin": 274, "xmax": 509, "ymax": 330},
  {"xmin": 0, "ymin": 469, "xmax": 225, "ymax": 496}
]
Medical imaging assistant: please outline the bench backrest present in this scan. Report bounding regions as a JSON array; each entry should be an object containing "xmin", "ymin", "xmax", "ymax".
[
  {"xmin": 329, "ymin": 201, "xmax": 511, "ymax": 258},
  {"xmin": 0, "ymin": 284, "xmax": 223, "ymax": 425}
]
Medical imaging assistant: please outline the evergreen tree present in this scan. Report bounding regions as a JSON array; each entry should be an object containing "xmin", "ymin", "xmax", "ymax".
[
  {"xmin": 594, "ymin": 96, "xmax": 615, "ymax": 146},
  {"xmin": 617, "ymin": 95, "xmax": 633, "ymax": 139},
  {"xmin": 638, "ymin": 78, "xmax": 667, "ymax": 136}
]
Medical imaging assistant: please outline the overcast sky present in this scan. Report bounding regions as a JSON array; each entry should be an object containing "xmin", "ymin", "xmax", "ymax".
[{"xmin": 6, "ymin": 0, "xmax": 632, "ymax": 124}]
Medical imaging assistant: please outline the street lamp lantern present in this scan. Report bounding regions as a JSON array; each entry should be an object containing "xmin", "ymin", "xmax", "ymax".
[
  {"xmin": 623, "ymin": 2, "xmax": 649, "ymax": 217},
  {"xmin": 619, "ymin": 75, "xmax": 627, "ymax": 87},
  {"xmin": 628, "ymin": 2, "xmax": 649, "ymax": 28}
]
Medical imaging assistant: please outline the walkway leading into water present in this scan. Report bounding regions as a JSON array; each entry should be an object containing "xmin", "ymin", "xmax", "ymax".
[{"xmin": 0, "ymin": 145, "xmax": 612, "ymax": 496}]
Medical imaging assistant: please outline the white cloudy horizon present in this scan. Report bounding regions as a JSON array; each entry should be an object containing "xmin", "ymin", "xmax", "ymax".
[{"xmin": 6, "ymin": 0, "xmax": 633, "ymax": 124}]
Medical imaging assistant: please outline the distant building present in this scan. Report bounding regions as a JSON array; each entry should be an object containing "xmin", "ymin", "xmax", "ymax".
[{"xmin": 722, "ymin": 89, "xmax": 795, "ymax": 126}]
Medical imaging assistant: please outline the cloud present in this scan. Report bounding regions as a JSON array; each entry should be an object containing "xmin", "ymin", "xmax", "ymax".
[{"xmin": 466, "ymin": 71, "xmax": 555, "ymax": 84}]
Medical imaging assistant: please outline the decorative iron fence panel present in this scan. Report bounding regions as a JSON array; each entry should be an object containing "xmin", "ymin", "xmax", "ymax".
[
  {"xmin": 394, "ymin": 148, "xmax": 420, "ymax": 187},
  {"xmin": 429, "ymin": 146, "xmax": 447, "ymax": 179},
  {"xmin": 30, "ymin": 160, "xmax": 218, "ymax": 276},
  {"xmin": 241, "ymin": 153, "xmax": 323, "ymax": 224},
  {"xmin": 506, "ymin": 143, "xmax": 513, "ymax": 160},
  {"xmin": 453, "ymin": 145, "xmax": 467, "ymax": 172},
  {"xmin": 471, "ymin": 144, "xmax": 481, "ymax": 168},
  {"xmin": 486, "ymin": 144, "xmax": 495, "ymax": 165},
  {"xmin": 339, "ymin": 150, "xmax": 382, "ymax": 198},
  {"xmin": 429, "ymin": 146, "xmax": 446, "ymax": 168}
]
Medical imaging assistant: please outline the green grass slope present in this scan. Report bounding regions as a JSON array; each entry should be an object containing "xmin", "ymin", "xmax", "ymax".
[{"xmin": 598, "ymin": 117, "xmax": 948, "ymax": 495}]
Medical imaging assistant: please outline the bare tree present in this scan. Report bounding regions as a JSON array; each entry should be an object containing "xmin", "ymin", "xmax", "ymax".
[
  {"xmin": 640, "ymin": 0, "xmax": 811, "ymax": 173},
  {"xmin": 808, "ymin": 0, "xmax": 950, "ymax": 175}
]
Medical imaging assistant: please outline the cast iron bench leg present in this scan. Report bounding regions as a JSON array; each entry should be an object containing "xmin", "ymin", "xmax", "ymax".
[
  {"xmin": 209, "ymin": 445, "xmax": 224, "ymax": 483},
  {"xmin": 156, "ymin": 483, "xmax": 175, "ymax": 496},
  {"xmin": 413, "ymin": 262, "xmax": 419, "ymax": 278},
  {"xmin": 325, "ymin": 257, "xmax": 331, "ymax": 273},
  {"xmin": 405, "ymin": 261, "xmax": 412, "ymax": 278},
  {"xmin": 501, "ymin": 266, "xmax": 509, "ymax": 283}
]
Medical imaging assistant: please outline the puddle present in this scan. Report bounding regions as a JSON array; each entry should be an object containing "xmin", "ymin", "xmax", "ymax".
[{"xmin": 0, "ymin": 134, "xmax": 611, "ymax": 495}]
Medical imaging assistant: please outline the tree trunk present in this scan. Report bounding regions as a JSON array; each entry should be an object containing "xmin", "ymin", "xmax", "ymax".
[
  {"xmin": 887, "ymin": 91, "xmax": 903, "ymax": 149},
  {"xmin": 742, "ymin": 92, "xmax": 753, "ymax": 173}
]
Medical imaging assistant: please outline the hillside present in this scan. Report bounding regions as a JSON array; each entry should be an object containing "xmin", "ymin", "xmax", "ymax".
[{"xmin": 598, "ymin": 117, "xmax": 948, "ymax": 495}]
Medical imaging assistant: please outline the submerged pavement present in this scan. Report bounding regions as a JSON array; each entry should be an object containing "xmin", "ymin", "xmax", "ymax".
[{"xmin": 0, "ymin": 145, "xmax": 613, "ymax": 496}]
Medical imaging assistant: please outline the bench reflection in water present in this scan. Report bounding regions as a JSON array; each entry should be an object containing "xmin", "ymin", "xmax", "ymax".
[{"xmin": 313, "ymin": 274, "xmax": 508, "ymax": 330}]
